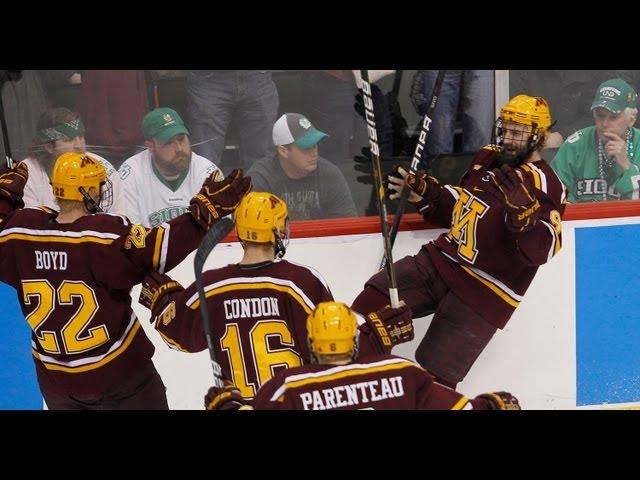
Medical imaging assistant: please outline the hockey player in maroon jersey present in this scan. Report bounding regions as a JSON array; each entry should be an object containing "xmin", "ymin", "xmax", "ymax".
[
  {"xmin": 139, "ymin": 192, "xmax": 414, "ymax": 401},
  {"xmin": 0, "ymin": 151, "xmax": 251, "ymax": 409},
  {"xmin": 204, "ymin": 301, "xmax": 520, "ymax": 410},
  {"xmin": 351, "ymin": 95, "xmax": 567, "ymax": 389}
]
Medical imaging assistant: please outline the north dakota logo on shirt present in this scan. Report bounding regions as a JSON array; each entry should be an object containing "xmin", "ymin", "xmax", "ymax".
[{"xmin": 148, "ymin": 206, "xmax": 188, "ymax": 227}]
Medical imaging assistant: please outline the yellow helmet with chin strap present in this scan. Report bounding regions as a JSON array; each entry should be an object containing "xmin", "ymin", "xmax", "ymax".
[
  {"xmin": 495, "ymin": 95, "xmax": 553, "ymax": 164},
  {"xmin": 50, "ymin": 151, "xmax": 112, "ymax": 213},
  {"xmin": 306, "ymin": 301, "xmax": 359, "ymax": 361},
  {"xmin": 235, "ymin": 191, "xmax": 289, "ymax": 258}
]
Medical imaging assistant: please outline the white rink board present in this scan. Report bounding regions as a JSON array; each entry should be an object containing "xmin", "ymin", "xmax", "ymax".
[{"xmin": 131, "ymin": 216, "xmax": 640, "ymax": 410}]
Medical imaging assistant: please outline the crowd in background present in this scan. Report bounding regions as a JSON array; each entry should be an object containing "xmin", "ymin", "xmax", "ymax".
[{"xmin": 2, "ymin": 70, "xmax": 638, "ymax": 225}]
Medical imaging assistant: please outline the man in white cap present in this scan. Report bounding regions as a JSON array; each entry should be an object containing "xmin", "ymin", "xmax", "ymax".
[{"xmin": 247, "ymin": 113, "xmax": 357, "ymax": 220}]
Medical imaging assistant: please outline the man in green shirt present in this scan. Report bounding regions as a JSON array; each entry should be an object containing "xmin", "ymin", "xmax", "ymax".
[{"xmin": 551, "ymin": 78, "xmax": 640, "ymax": 202}]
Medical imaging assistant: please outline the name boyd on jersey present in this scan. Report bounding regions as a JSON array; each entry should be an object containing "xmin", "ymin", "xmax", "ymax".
[{"xmin": 35, "ymin": 250, "xmax": 68, "ymax": 271}]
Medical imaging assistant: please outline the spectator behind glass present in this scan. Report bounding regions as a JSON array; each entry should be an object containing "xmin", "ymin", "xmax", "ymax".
[
  {"xmin": 551, "ymin": 78, "xmax": 640, "ymax": 203},
  {"xmin": 410, "ymin": 70, "xmax": 494, "ymax": 165},
  {"xmin": 39, "ymin": 70, "xmax": 81, "ymax": 110},
  {"xmin": 509, "ymin": 70, "xmax": 640, "ymax": 148},
  {"xmin": 247, "ymin": 113, "xmax": 357, "ymax": 221},
  {"xmin": 21, "ymin": 107, "xmax": 125, "ymax": 214},
  {"xmin": 185, "ymin": 70, "xmax": 279, "ymax": 170},
  {"xmin": 302, "ymin": 70, "xmax": 393, "ymax": 165},
  {"xmin": 0, "ymin": 70, "xmax": 49, "ymax": 162},
  {"xmin": 118, "ymin": 108, "xmax": 223, "ymax": 228},
  {"xmin": 74, "ymin": 70, "xmax": 149, "ymax": 169}
]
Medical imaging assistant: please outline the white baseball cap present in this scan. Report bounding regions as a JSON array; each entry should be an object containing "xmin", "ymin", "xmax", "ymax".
[{"xmin": 272, "ymin": 113, "xmax": 328, "ymax": 149}]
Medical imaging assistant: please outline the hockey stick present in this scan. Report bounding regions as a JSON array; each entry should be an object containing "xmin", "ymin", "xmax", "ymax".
[
  {"xmin": 193, "ymin": 216, "xmax": 234, "ymax": 388},
  {"xmin": 0, "ymin": 73, "xmax": 14, "ymax": 170},
  {"xmin": 380, "ymin": 70, "xmax": 447, "ymax": 271},
  {"xmin": 360, "ymin": 70, "xmax": 400, "ymax": 308}
]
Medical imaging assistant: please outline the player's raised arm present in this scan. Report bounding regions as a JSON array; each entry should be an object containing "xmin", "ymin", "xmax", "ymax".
[
  {"xmin": 0, "ymin": 161, "xmax": 28, "ymax": 228},
  {"xmin": 115, "ymin": 168, "xmax": 252, "ymax": 275}
]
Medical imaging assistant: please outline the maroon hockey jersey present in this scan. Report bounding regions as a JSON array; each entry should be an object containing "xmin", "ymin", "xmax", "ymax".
[
  {"xmin": 424, "ymin": 146, "xmax": 566, "ymax": 328},
  {"xmin": 155, "ymin": 259, "xmax": 334, "ymax": 399},
  {"xmin": 0, "ymin": 206, "xmax": 206, "ymax": 395},
  {"xmin": 252, "ymin": 353, "xmax": 475, "ymax": 410}
]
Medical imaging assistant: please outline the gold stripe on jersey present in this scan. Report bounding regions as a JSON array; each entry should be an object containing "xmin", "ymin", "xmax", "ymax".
[
  {"xmin": 440, "ymin": 251, "xmax": 523, "ymax": 308},
  {"xmin": 152, "ymin": 226, "xmax": 166, "ymax": 271},
  {"xmin": 157, "ymin": 330, "xmax": 189, "ymax": 352},
  {"xmin": 190, "ymin": 282, "xmax": 313, "ymax": 314},
  {"xmin": 33, "ymin": 320, "xmax": 142, "ymax": 373},
  {"xmin": 451, "ymin": 395, "xmax": 470, "ymax": 410},
  {"xmin": 520, "ymin": 163, "xmax": 541, "ymax": 191},
  {"xmin": 275, "ymin": 360, "xmax": 416, "ymax": 402},
  {"xmin": 0, "ymin": 233, "xmax": 114, "ymax": 245},
  {"xmin": 540, "ymin": 218, "xmax": 562, "ymax": 258},
  {"xmin": 458, "ymin": 264, "xmax": 521, "ymax": 308}
]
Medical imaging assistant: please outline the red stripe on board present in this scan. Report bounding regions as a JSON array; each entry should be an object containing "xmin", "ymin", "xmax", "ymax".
[{"xmin": 222, "ymin": 201, "xmax": 640, "ymax": 242}]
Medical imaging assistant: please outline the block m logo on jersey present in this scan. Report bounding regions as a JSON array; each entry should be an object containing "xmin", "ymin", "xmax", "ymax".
[{"xmin": 447, "ymin": 190, "xmax": 489, "ymax": 263}]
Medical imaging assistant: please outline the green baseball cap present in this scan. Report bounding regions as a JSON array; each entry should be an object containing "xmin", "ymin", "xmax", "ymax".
[
  {"xmin": 142, "ymin": 107, "xmax": 189, "ymax": 144},
  {"xmin": 591, "ymin": 78, "xmax": 638, "ymax": 114}
]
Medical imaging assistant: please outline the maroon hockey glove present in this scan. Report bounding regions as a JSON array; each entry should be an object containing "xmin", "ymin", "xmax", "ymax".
[
  {"xmin": 405, "ymin": 170, "xmax": 430, "ymax": 198},
  {"xmin": 405, "ymin": 169, "xmax": 442, "ymax": 212},
  {"xmin": 360, "ymin": 303, "xmax": 414, "ymax": 354},
  {"xmin": 189, "ymin": 169, "xmax": 252, "ymax": 230},
  {"xmin": 474, "ymin": 391, "xmax": 521, "ymax": 410},
  {"xmin": 139, "ymin": 271, "xmax": 184, "ymax": 323},
  {"xmin": 0, "ymin": 161, "xmax": 28, "ymax": 208},
  {"xmin": 491, "ymin": 164, "xmax": 540, "ymax": 233},
  {"xmin": 205, "ymin": 381, "xmax": 250, "ymax": 411}
]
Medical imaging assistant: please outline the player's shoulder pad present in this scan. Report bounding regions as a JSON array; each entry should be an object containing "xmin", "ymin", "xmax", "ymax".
[
  {"xmin": 37, "ymin": 206, "xmax": 57, "ymax": 215},
  {"xmin": 5, "ymin": 206, "xmax": 56, "ymax": 227},
  {"xmin": 472, "ymin": 145, "xmax": 500, "ymax": 167},
  {"xmin": 282, "ymin": 259, "xmax": 331, "ymax": 291},
  {"xmin": 481, "ymin": 144, "xmax": 500, "ymax": 152},
  {"xmin": 90, "ymin": 212, "xmax": 132, "ymax": 233}
]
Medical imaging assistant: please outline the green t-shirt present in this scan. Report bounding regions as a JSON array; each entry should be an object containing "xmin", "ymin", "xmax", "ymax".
[{"xmin": 551, "ymin": 126, "xmax": 640, "ymax": 202}]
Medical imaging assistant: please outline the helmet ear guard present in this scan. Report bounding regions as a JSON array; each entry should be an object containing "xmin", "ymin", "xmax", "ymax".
[{"xmin": 273, "ymin": 220, "xmax": 290, "ymax": 260}]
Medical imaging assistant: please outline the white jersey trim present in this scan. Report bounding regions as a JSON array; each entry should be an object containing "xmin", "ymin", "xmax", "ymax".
[
  {"xmin": 444, "ymin": 185, "xmax": 460, "ymax": 201},
  {"xmin": 186, "ymin": 275, "xmax": 317, "ymax": 312},
  {"xmin": 0, "ymin": 227, "xmax": 120, "ymax": 240},
  {"xmin": 539, "ymin": 219, "xmax": 557, "ymax": 261},
  {"xmin": 440, "ymin": 251, "xmax": 524, "ymax": 302},
  {"xmin": 286, "ymin": 260, "xmax": 332, "ymax": 294},
  {"xmin": 269, "ymin": 357, "xmax": 413, "ymax": 401},
  {"xmin": 159, "ymin": 222, "xmax": 170, "ymax": 274}
]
